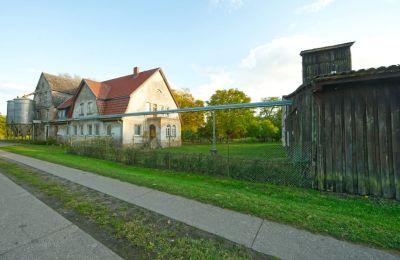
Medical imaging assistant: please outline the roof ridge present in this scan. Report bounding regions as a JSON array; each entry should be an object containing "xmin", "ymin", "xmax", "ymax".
[{"xmin": 101, "ymin": 67, "xmax": 159, "ymax": 83}]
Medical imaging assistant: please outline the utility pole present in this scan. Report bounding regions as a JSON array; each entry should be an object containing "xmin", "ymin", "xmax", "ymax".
[{"xmin": 210, "ymin": 110, "xmax": 217, "ymax": 155}]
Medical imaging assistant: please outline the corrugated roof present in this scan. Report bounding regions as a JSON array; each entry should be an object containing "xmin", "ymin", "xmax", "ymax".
[{"xmin": 42, "ymin": 73, "xmax": 81, "ymax": 95}]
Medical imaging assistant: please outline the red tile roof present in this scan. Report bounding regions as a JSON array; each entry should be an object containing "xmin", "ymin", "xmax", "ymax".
[
  {"xmin": 58, "ymin": 96, "xmax": 74, "ymax": 109},
  {"xmin": 58, "ymin": 68, "xmax": 164, "ymax": 117}
]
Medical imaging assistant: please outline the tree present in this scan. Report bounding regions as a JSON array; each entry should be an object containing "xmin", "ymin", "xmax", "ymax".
[
  {"xmin": 247, "ymin": 117, "xmax": 279, "ymax": 142},
  {"xmin": 0, "ymin": 114, "xmax": 6, "ymax": 139},
  {"xmin": 206, "ymin": 89, "xmax": 254, "ymax": 138},
  {"xmin": 171, "ymin": 89, "xmax": 205, "ymax": 133},
  {"xmin": 259, "ymin": 97, "xmax": 283, "ymax": 141}
]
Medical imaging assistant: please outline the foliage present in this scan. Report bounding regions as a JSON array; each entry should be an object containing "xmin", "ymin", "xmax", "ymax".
[
  {"xmin": 247, "ymin": 118, "xmax": 279, "ymax": 142},
  {"xmin": 3, "ymin": 144, "xmax": 400, "ymax": 251},
  {"xmin": 171, "ymin": 89, "xmax": 205, "ymax": 133},
  {"xmin": 259, "ymin": 97, "xmax": 283, "ymax": 141},
  {"xmin": 0, "ymin": 115, "xmax": 6, "ymax": 139},
  {"xmin": 205, "ymin": 89, "xmax": 253, "ymax": 138}
]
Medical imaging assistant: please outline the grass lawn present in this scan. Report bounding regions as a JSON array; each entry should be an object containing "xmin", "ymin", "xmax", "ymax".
[
  {"xmin": 162, "ymin": 142, "xmax": 287, "ymax": 159},
  {"xmin": 1, "ymin": 144, "xmax": 400, "ymax": 252}
]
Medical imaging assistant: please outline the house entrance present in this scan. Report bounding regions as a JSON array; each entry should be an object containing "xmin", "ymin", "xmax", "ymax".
[{"xmin": 149, "ymin": 124, "xmax": 156, "ymax": 139}]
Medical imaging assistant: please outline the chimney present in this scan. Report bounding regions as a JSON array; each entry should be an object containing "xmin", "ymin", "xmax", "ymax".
[
  {"xmin": 300, "ymin": 42, "xmax": 354, "ymax": 84},
  {"xmin": 133, "ymin": 66, "xmax": 140, "ymax": 77}
]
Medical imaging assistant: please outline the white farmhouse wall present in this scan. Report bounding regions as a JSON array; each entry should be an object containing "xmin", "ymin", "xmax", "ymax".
[{"xmin": 122, "ymin": 71, "xmax": 181, "ymax": 146}]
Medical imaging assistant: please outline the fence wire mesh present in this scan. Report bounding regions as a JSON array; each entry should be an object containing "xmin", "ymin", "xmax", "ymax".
[{"xmin": 66, "ymin": 134, "xmax": 313, "ymax": 188}]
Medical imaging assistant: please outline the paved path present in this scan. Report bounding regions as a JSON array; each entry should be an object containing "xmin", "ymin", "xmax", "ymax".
[
  {"xmin": 0, "ymin": 172, "xmax": 121, "ymax": 260},
  {"xmin": 1, "ymin": 150, "xmax": 399, "ymax": 260}
]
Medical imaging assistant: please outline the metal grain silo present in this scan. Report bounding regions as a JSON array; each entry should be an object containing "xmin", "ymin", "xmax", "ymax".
[
  {"xmin": 13, "ymin": 97, "xmax": 35, "ymax": 124},
  {"xmin": 6, "ymin": 100, "xmax": 15, "ymax": 124}
]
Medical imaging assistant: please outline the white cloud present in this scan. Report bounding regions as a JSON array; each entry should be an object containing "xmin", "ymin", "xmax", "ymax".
[
  {"xmin": 209, "ymin": 0, "xmax": 243, "ymax": 12},
  {"xmin": 190, "ymin": 67, "xmax": 234, "ymax": 101},
  {"xmin": 296, "ymin": 0, "xmax": 335, "ymax": 14},
  {"xmin": 191, "ymin": 34, "xmax": 400, "ymax": 103},
  {"xmin": 0, "ymin": 81, "xmax": 34, "ymax": 115}
]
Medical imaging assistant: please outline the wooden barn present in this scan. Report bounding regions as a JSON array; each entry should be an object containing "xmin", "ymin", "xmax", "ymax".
[{"xmin": 283, "ymin": 42, "xmax": 400, "ymax": 200}]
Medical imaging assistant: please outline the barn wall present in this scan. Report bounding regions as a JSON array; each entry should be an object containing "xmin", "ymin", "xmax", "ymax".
[
  {"xmin": 283, "ymin": 86, "xmax": 313, "ymax": 162},
  {"xmin": 313, "ymin": 80, "xmax": 400, "ymax": 199}
]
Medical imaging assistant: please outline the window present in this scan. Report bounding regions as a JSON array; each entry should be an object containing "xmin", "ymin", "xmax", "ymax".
[
  {"xmin": 134, "ymin": 124, "xmax": 142, "ymax": 136},
  {"xmin": 46, "ymin": 109, "xmax": 49, "ymax": 120},
  {"xmin": 95, "ymin": 124, "xmax": 100, "ymax": 135},
  {"xmin": 80, "ymin": 103, "xmax": 84, "ymax": 115},
  {"xmin": 67, "ymin": 126, "xmax": 69, "ymax": 135},
  {"xmin": 88, "ymin": 124, "xmax": 93, "ymax": 135},
  {"xmin": 152, "ymin": 104, "xmax": 158, "ymax": 111},
  {"xmin": 87, "ymin": 102, "xmax": 93, "ymax": 114},
  {"xmin": 73, "ymin": 125, "xmax": 78, "ymax": 135},
  {"xmin": 80, "ymin": 125, "xmax": 84, "ymax": 135},
  {"xmin": 107, "ymin": 125, "xmax": 112, "ymax": 136},
  {"xmin": 166, "ymin": 124, "xmax": 171, "ymax": 137},
  {"xmin": 171, "ymin": 125, "xmax": 176, "ymax": 137},
  {"xmin": 58, "ymin": 110, "xmax": 65, "ymax": 119}
]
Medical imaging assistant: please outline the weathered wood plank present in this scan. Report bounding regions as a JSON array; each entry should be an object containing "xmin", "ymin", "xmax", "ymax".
[
  {"xmin": 318, "ymin": 99, "xmax": 326, "ymax": 190},
  {"xmin": 343, "ymin": 89, "xmax": 354, "ymax": 193},
  {"xmin": 325, "ymin": 95, "xmax": 333, "ymax": 191},
  {"xmin": 355, "ymin": 90, "xmax": 366, "ymax": 195},
  {"xmin": 334, "ymin": 93, "xmax": 343, "ymax": 192},
  {"xmin": 391, "ymin": 85, "xmax": 400, "ymax": 200},
  {"xmin": 365, "ymin": 87, "xmax": 380, "ymax": 196},
  {"xmin": 378, "ymin": 86, "xmax": 393, "ymax": 198}
]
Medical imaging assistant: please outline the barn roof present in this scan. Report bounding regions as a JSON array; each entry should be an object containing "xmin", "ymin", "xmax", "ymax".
[
  {"xmin": 42, "ymin": 73, "xmax": 81, "ymax": 95},
  {"xmin": 300, "ymin": 42, "xmax": 355, "ymax": 56},
  {"xmin": 284, "ymin": 64, "xmax": 400, "ymax": 98}
]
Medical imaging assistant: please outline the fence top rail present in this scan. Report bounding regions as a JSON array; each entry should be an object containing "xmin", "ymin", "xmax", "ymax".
[{"xmin": 46, "ymin": 100, "xmax": 293, "ymax": 123}]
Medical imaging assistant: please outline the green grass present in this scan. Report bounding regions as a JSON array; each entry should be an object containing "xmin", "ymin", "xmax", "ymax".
[
  {"xmin": 0, "ymin": 159, "xmax": 254, "ymax": 259},
  {"xmin": 162, "ymin": 142, "xmax": 287, "ymax": 159},
  {"xmin": 2, "ymin": 144, "xmax": 400, "ymax": 252}
]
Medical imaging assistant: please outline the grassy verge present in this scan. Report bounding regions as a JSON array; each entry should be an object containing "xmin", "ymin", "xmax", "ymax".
[
  {"xmin": 1, "ymin": 144, "xmax": 400, "ymax": 252},
  {"xmin": 0, "ymin": 159, "xmax": 263, "ymax": 259}
]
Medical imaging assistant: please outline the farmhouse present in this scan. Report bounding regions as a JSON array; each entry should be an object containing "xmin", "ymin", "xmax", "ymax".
[
  {"xmin": 32, "ymin": 73, "xmax": 81, "ymax": 140},
  {"xmin": 283, "ymin": 42, "xmax": 400, "ymax": 200},
  {"xmin": 34, "ymin": 67, "xmax": 181, "ymax": 148}
]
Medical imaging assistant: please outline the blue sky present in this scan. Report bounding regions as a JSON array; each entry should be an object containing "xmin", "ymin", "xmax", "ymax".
[{"xmin": 1, "ymin": 0, "xmax": 400, "ymax": 114}]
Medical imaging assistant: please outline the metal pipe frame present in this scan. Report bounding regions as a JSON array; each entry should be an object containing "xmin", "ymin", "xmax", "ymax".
[{"xmin": 48, "ymin": 100, "xmax": 293, "ymax": 123}]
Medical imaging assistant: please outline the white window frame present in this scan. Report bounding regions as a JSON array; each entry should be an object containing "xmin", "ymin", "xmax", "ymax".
[
  {"xmin": 88, "ymin": 124, "xmax": 93, "ymax": 136},
  {"xmin": 166, "ymin": 124, "xmax": 171, "ymax": 137},
  {"xmin": 80, "ymin": 103, "xmax": 84, "ymax": 115},
  {"xmin": 95, "ymin": 124, "xmax": 100, "ymax": 136},
  {"xmin": 171, "ymin": 125, "xmax": 176, "ymax": 137},
  {"xmin": 134, "ymin": 124, "xmax": 142, "ymax": 136},
  {"xmin": 73, "ymin": 125, "xmax": 78, "ymax": 135},
  {"xmin": 106, "ymin": 125, "xmax": 112, "ymax": 136}
]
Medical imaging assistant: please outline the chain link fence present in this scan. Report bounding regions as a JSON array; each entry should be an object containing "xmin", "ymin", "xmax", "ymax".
[{"xmin": 66, "ymin": 137, "xmax": 313, "ymax": 188}]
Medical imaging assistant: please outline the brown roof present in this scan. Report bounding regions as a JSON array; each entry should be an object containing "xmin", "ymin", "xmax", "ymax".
[
  {"xmin": 60, "ymin": 68, "xmax": 164, "ymax": 117},
  {"xmin": 58, "ymin": 96, "xmax": 74, "ymax": 109},
  {"xmin": 300, "ymin": 42, "xmax": 355, "ymax": 56},
  {"xmin": 43, "ymin": 73, "xmax": 81, "ymax": 95}
]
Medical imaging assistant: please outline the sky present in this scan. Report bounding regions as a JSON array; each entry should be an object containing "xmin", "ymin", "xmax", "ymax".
[{"xmin": 1, "ymin": 0, "xmax": 400, "ymax": 114}]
